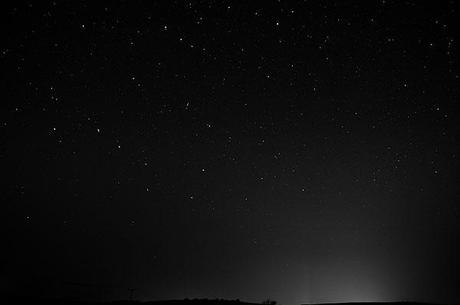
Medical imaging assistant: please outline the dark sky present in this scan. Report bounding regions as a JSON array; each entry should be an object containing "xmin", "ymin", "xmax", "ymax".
[{"xmin": 2, "ymin": 1, "xmax": 460, "ymax": 304}]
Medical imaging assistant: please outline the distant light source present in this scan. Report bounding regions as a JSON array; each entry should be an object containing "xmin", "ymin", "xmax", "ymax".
[{"xmin": 301, "ymin": 257, "xmax": 393, "ymax": 304}]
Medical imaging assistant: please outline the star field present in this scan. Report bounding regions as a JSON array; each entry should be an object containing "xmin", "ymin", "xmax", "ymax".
[{"xmin": 2, "ymin": 1, "xmax": 460, "ymax": 304}]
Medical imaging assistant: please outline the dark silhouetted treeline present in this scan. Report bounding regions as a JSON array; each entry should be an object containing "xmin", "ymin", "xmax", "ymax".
[{"xmin": 3, "ymin": 296, "xmax": 448, "ymax": 305}]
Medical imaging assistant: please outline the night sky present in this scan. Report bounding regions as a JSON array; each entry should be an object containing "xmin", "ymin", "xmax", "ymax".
[{"xmin": 3, "ymin": 1, "xmax": 460, "ymax": 304}]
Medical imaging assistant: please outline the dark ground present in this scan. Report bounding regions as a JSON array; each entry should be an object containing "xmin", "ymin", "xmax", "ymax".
[{"xmin": 2, "ymin": 297, "xmax": 454, "ymax": 305}]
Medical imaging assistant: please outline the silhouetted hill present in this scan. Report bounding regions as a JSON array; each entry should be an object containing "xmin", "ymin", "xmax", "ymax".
[
  {"xmin": 3, "ymin": 297, "xmax": 257, "ymax": 305},
  {"xmin": 3, "ymin": 297, "xmax": 450, "ymax": 305},
  {"xmin": 110, "ymin": 299, "xmax": 257, "ymax": 305}
]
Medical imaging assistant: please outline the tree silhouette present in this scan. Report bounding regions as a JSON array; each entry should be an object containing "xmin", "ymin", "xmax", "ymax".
[{"xmin": 262, "ymin": 299, "xmax": 277, "ymax": 305}]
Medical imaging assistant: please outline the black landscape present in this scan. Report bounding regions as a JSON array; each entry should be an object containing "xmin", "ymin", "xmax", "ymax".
[{"xmin": 2, "ymin": 300, "xmax": 456, "ymax": 305}]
